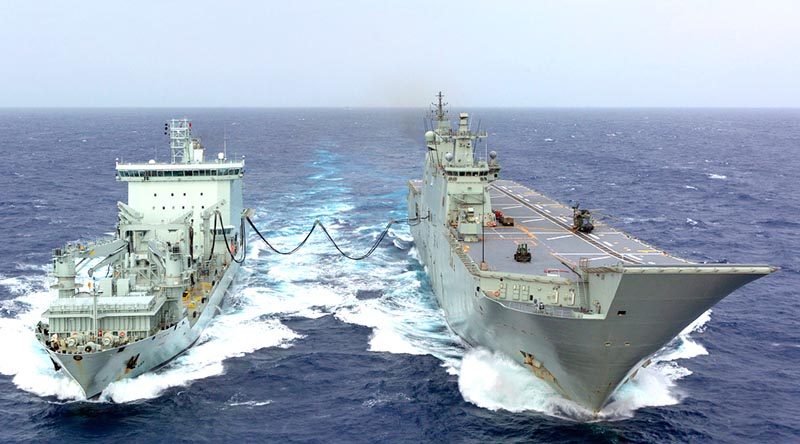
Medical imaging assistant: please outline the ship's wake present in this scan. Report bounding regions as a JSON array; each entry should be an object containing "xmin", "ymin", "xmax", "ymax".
[{"xmin": 0, "ymin": 151, "xmax": 715, "ymax": 417}]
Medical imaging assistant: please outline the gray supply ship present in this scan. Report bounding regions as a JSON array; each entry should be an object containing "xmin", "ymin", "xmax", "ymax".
[
  {"xmin": 407, "ymin": 93, "xmax": 776, "ymax": 413},
  {"xmin": 35, "ymin": 119, "xmax": 247, "ymax": 398}
]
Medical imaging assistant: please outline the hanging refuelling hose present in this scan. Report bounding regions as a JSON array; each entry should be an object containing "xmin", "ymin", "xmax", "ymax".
[{"xmin": 206, "ymin": 210, "xmax": 430, "ymax": 263}]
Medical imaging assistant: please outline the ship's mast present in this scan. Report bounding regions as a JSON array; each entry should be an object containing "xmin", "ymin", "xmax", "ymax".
[
  {"xmin": 168, "ymin": 119, "xmax": 192, "ymax": 163},
  {"xmin": 430, "ymin": 91, "xmax": 452, "ymax": 137},
  {"xmin": 433, "ymin": 91, "xmax": 447, "ymax": 121}
]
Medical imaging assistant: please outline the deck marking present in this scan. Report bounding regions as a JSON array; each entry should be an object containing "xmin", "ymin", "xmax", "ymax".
[
  {"xmin": 588, "ymin": 234, "xmax": 600, "ymax": 240},
  {"xmin": 499, "ymin": 205, "xmax": 522, "ymax": 210},
  {"xmin": 521, "ymin": 218, "xmax": 544, "ymax": 223},
  {"xmin": 588, "ymin": 256, "xmax": 611, "ymax": 261},
  {"xmin": 490, "ymin": 183, "xmax": 645, "ymax": 264},
  {"xmin": 546, "ymin": 234, "xmax": 572, "ymax": 241},
  {"xmin": 602, "ymin": 241, "xmax": 614, "ymax": 247}
]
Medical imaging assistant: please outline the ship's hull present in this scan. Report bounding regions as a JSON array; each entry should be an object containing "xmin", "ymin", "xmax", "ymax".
[
  {"xmin": 45, "ymin": 261, "xmax": 240, "ymax": 399},
  {"xmin": 409, "ymin": 199, "xmax": 763, "ymax": 412}
]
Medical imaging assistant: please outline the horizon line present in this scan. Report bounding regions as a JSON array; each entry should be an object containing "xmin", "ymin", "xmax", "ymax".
[{"xmin": 1, "ymin": 105, "xmax": 799, "ymax": 110}]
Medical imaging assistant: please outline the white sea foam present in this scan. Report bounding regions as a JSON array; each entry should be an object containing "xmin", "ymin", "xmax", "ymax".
[
  {"xmin": 228, "ymin": 400, "xmax": 272, "ymax": 407},
  {"xmin": 102, "ymin": 314, "xmax": 298, "ymax": 403},
  {"xmin": 707, "ymin": 173, "xmax": 727, "ymax": 180},
  {"xmin": 457, "ymin": 348, "xmax": 569, "ymax": 414},
  {"xmin": 0, "ymin": 273, "xmax": 85, "ymax": 400}
]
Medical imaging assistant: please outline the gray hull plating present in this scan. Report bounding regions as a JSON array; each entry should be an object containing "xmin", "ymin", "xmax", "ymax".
[
  {"xmin": 48, "ymin": 261, "xmax": 239, "ymax": 398},
  {"xmin": 410, "ymin": 202, "xmax": 764, "ymax": 411}
]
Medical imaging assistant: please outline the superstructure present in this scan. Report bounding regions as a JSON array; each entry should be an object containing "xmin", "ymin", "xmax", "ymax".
[{"xmin": 35, "ymin": 119, "xmax": 247, "ymax": 398}]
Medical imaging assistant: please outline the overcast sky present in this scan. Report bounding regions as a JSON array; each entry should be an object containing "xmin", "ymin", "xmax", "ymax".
[{"xmin": 1, "ymin": 1, "xmax": 798, "ymax": 107}]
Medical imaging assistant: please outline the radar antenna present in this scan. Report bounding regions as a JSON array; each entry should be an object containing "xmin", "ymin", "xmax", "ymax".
[{"xmin": 432, "ymin": 91, "xmax": 448, "ymax": 121}]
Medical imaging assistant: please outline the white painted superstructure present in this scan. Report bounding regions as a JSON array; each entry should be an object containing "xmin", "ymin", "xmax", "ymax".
[{"xmin": 35, "ymin": 119, "xmax": 248, "ymax": 398}]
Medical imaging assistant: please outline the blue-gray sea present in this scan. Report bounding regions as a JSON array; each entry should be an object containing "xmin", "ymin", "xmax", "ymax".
[{"xmin": 0, "ymin": 108, "xmax": 798, "ymax": 443}]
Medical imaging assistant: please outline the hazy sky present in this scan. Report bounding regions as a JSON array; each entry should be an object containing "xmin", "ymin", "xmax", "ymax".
[{"xmin": 1, "ymin": 1, "xmax": 798, "ymax": 107}]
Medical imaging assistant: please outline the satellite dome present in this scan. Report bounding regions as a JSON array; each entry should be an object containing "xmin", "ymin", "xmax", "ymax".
[
  {"xmin": 489, "ymin": 151, "xmax": 497, "ymax": 159},
  {"xmin": 425, "ymin": 131, "xmax": 435, "ymax": 142},
  {"xmin": 444, "ymin": 152, "xmax": 454, "ymax": 162},
  {"xmin": 217, "ymin": 152, "xmax": 225, "ymax": 160}
]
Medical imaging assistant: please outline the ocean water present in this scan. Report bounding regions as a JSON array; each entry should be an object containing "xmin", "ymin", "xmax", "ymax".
[{"xmin": 0, "ymin": 108, "xmax": 798, "ymax": 443}]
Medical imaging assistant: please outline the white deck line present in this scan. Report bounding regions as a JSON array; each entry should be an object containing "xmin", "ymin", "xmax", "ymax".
[
  {"xmin": 589, "ymin": 256, "xmax": 612, "ymax": 261},
  {"xmin": 546, "ymin": 234, "xmax": 572, "ymax": 241},
  {"xmin": 499, "ymin": 205, "xmax": 522, "ymax": 210},
  {"xmin": 491, "ymin": 182, "xmax": 643, "ymax": 264},
  {"xmin": 491, "ymin": 180, "xmax": 696, "ymax": 266}
]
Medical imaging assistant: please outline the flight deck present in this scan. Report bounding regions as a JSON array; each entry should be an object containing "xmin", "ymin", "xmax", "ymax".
[
  {"xmin": 475, "ymin": 180, "xmax": 691, "ymax": 278},
  {"xmin": 410, "ymin": 178, "xmax": 693, "ymax": 281}
]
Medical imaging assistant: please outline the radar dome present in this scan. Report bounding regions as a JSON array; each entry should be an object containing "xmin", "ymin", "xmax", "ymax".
[
  {"xmin": 444, "ymin": 152, "xmax": 454, "ymax": 162},
  {"xmin": 425, "ymin": 131, "xmax": 435, "ymax": 142},
  {"xmin": 217, "ymin": 152, "xmax": 225, "ymax": 160},
  {"xmin": 148, "ymin": 159, "xmax": 156, "ymax": 164},
  {"xmin": 489, "ymin": 151, "xmax": 497, "ymax": 159}
]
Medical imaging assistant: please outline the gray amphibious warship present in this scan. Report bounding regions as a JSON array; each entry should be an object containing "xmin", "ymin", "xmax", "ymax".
[
  {"xmin": 35, "ymin": 119, "xmax": 247, "ymax": 398},
  {"xmin": 407, "ymin": 93, "xmax": 776, "ymax": 412}
]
